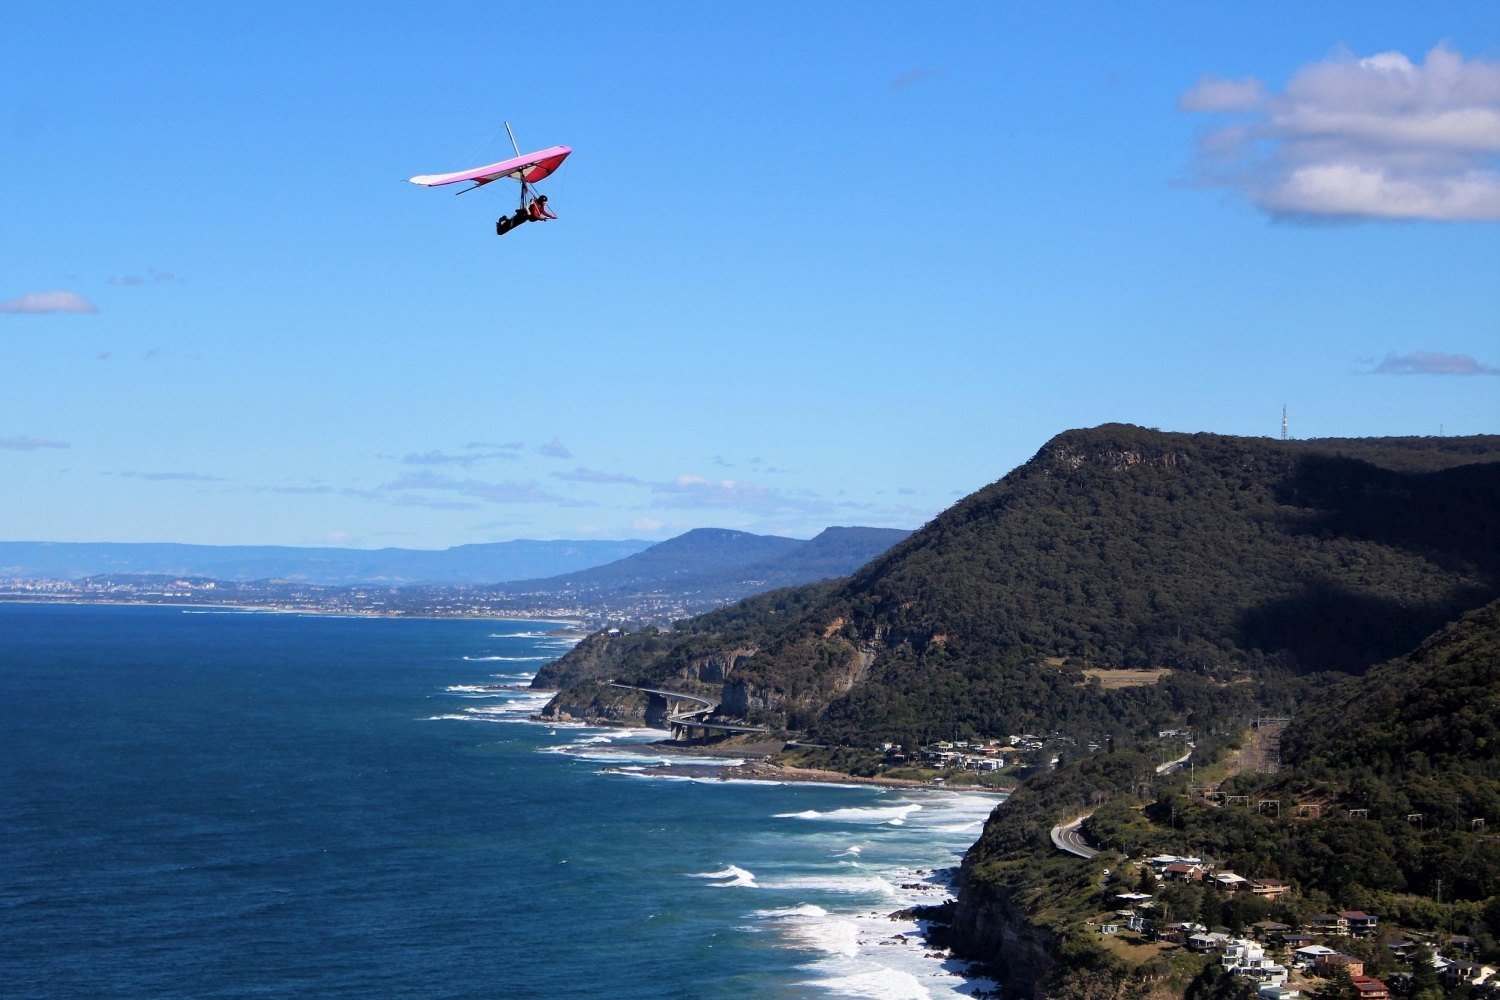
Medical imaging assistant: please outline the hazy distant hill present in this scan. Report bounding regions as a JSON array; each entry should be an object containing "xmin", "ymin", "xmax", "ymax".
[
  {"xmin": 538, "ymin": 425, "xmax": 1500, "ymax": 741},
  {"xmin": 497, "ymin": 526, "xmax": 911, "ymax": 605},
  {"xmin": 0, "ymin": 539, "xmax": 652, "ymax": 587},
  {"xmin": 496, "ymin": 528, "xmax": 805, "ymax": 595}
]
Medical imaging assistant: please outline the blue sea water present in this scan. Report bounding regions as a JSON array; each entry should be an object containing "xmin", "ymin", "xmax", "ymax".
[{"xmin": 0, "ymin": 604, "xmax": 1002, "ymax": 999}]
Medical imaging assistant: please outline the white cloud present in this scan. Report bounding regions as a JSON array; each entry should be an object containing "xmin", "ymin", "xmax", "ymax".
[
  {"xmin": 1373, "ymin": 350, "xmax": 1500, "ymax": 375},
  {"xmin": 1182, "ymin": 44, "xmax": 1500, "ymax": 221},
  {"xmin": 0, "ymin": 289, "xmax": 99, "ymax": 314}
]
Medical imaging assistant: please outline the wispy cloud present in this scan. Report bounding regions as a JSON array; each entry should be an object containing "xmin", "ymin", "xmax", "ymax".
[
  {"xmin": 114, "ymin": 470, "xmax": 224, "ymax": 482},
  {"xmin": 1181, "ymin": 44, "xmax": 1500, "ymax": 221},
  {"xmin": 108, "ymin": 268, "xmax": 179, "ymax": 286},
  {"xmin": 551, "ymin": 466, "xmax": 643, "ymax": 485},
  {"xmin": 537, "ymin": 437, "xmax": 572, "ymax": 460},
  {"xmin": 1372, "ymin": 350, "xmax": 1500, "ymax": 375},
  {"xmin": 465, "ymin": 440, "xmax": 525, "ymax": 453},
  {"xmin": 891, "ymin": 68, "xmax": 940, "ymax": 90},
  {"xmin": 1180, "ymin": 76, "xmax": 1265, "ymax": 113},
  {"xmin": 1, "ymin": 289, "xmax": 99, "ymax": 314},
  {"xmin": 0, "ymin": 435, "xmax": 69, "ymax": 451},
  {"xmin": 401, "ymin": 446, "xmax": 520, "ymax": 467},
  {"xmin": 385, "ymin": 470, "xmax": 585, "ymax": 506}
]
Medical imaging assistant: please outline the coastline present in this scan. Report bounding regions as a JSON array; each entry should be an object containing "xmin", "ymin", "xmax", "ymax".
[
  {"xmin": 0, "ymin": 596, "xmax": 587, "ymax": 628},
  {"xmin": 577, "ymin": 730, "xmax": 1019, "ymax": 793}
]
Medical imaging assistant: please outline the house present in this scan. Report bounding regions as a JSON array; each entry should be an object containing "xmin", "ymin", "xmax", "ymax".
[
  {"xmin": 1223, "ymin": 939, "xmax": 1267, "ymax": 970},
  {"xmin": 1189, "ymin": 932, "xmax": 1231, "ymax": 953},
  {"xmin": 1164, "ymin": 862, "xmax": 1206, "ymax": 882},
  {"xmin": 1249, "ymin": 921, "xmax": 1291, "ymax": 941},
  {"xmin": 1248, "ymin": 878, "xmax": 1291, "ymax": 898},
  {"xmin": 1293, "ymin": 945, "xmax": 1337, "ymax": 969},
  {"xmin": 1213, "ymin": 871, "xmax": 1251, "ymax": 891},
  {"xmin": 1308, "ymin": 913, "xmax": 1350, "ymax": 936},
  {"xmin": 1338, "ymin": 911, "xmax": 1379, "ymax": 936},
  {"xmin": 1222, "ymin": 939, "xmax": 1288, "ymax": 984},
  {"xmin": 1157, "ymin": 922, "xmax": 1205, "ymax": 944},
  {"xmin": 1316, "ymin": 953, "xmax": 1364, "ymax": 979},
  {"xmin": 1282, "ymin": 933, "xmax": 1314, "ymax": 950},
  {"xmin": 1384, "ymin": 938, "xmax": 1418, "ymax": 960},
  {"xmin": 1257, "ymin": 987, "xmax": 1303, "ymax": 1000},
  {"xmin": 1441, "ymin": 959, "xmax": 1497, "ymax": 988},
  {"xmin": 1350, "ymin": 976, "xmax": 1390, "ymax": 1000}
]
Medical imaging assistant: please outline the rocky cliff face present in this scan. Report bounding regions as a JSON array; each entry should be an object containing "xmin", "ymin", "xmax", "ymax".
[
  {"xmin": 536, "ymin": 681, "xmax": 647, "ymax": 725},
  {"xmin": 950, "ymin": 874, "xmax": 1061, "ymax": 1000}
]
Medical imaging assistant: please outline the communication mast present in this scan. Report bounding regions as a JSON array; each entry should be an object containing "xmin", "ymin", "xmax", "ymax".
[{"xmin": 1281, "ymin": 405, "xmax": 1288, "ymax": 441}]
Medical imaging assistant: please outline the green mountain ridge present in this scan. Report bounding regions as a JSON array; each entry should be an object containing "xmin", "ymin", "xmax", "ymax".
[{"xmin": 537, "ymin": 425, "xmax": 1500, "ymax": 744}]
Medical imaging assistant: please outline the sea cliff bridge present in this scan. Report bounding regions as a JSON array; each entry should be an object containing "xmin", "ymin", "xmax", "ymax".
[{"xmin": 606, "ymin": 683, "xmax": 772, "ymax": 741}]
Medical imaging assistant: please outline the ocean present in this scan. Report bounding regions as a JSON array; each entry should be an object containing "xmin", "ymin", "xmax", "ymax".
[{"xmin": 0, "ymin": 603, "xmax": 1002, "ymax": 999}]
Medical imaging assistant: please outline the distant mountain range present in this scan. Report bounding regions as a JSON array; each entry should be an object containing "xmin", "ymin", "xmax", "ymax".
[
  {"xmin": 0, "ymin": 527, "xmax": 914, "ymax": 621},
  {"xmin": 0, "ymin": 539, "xmax": 654, "ymax": 586}
]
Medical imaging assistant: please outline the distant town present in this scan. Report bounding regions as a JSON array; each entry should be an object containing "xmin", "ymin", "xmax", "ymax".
[{"xmin": 0, "ymin": 575, "xmax": 698, "ymax": 628}]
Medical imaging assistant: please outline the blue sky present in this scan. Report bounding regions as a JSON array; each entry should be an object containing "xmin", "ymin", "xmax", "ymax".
[{"xmin": 4, "ymin": 2, "xmax": 1497, "ymax": 549}]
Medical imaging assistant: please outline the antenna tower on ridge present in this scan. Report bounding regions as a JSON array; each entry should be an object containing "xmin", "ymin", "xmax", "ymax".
[{"xmin": 1281, "ymin": 404, "xmax": 1288, "ymax": 441}]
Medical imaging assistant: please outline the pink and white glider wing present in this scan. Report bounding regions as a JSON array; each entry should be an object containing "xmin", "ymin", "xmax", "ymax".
[{"xmin": 408, "ymin": 145, "xmax": 572, "ymax": 188}]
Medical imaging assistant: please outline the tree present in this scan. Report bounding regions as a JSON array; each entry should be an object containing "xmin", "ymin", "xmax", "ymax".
[{"xmin": 1312, "ymin": 965, "xmax": 1359, "ymax": 1000}]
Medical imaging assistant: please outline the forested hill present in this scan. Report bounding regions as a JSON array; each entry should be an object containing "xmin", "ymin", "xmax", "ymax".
[
  {"xmin": 1281, "ymin": 595, "xmax": 1500, "ymax": 791},
  {"xmin": 538, "ymin": 425, "xmax": 1500, "ymax": 743}
]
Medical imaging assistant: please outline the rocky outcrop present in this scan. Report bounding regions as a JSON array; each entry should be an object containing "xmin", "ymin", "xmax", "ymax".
[{"xmin": 535, "ymin": 680, "xmax": 648, "ymax": 725}]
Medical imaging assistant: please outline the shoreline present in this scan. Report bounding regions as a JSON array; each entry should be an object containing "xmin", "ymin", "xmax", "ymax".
[
  {"xmin": 0, "ymin": 597, "xmax": 587, "ymax": 629},
  {"xmin": 584, "ymin": 732, "xmax": 1019, "ymax": 793}
]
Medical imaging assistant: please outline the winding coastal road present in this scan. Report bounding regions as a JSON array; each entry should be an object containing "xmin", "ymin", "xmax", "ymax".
[
  {"xmin": 1050, "ymin": 748, "xmax": 1194, "ymax": 859},
  {"xmin": 1050, "ymin": 815, "xmax": 1101, "ymax": 859}
]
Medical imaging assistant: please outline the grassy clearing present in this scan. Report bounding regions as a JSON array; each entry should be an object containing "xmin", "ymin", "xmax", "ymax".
[{"xmin": 1081, "ymin": 667, "xmax": 1172, "ymax": 688}]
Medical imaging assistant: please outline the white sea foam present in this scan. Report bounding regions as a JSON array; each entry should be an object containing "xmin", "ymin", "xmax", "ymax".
[
  {"xmin": 687, "ymin": 865, "xmax": 758, "ymax": 888},
  {"xmin": 760, "ymin": 873, "xmax": 899, "ymax": 897},
  {"xmin": 443, "ymin": 684, "xmax": 532, "ymax": 695},
  {"xmin": 801, "ymin": 968, "xmax": 928, "ymax": 999},
  {"xmin": 486, "ymin": 630, "xmax": 558, "ymax": 639},
  {"xmin": 775, "ymin": 804, "xmax": 923, "ymax": 825},
  {"xmin": 754, "ymin": 904, "xmax": 830, "ymax": 919}
]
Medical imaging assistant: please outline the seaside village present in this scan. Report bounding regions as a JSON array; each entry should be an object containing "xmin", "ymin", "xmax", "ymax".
[
  {"xmin": 882, "ymin": 733, "xmax": 1075, "ymax": 773},
  {"xmin": 1091, "ymin": 854, "xmax": 1495, "ymax": 998},
  {"xmin": 881, "ymin": 737, "xmax": 1494, "ymax": 997}
]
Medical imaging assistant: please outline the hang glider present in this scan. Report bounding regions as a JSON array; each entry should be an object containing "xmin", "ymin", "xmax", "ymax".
[{"xmin": 408, "ymin": 145, "xmax": 572, "ymax": 193}]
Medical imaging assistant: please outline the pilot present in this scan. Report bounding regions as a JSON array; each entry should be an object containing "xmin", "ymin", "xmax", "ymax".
[{"xmin": 526, "ymin": 194, "xmax": 557, "ymax": 222}]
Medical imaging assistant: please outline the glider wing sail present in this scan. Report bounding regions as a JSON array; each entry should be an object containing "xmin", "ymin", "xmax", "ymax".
[{"xmin": 408, "ymin": 145, "xmax": 572, "ymax": 188}]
